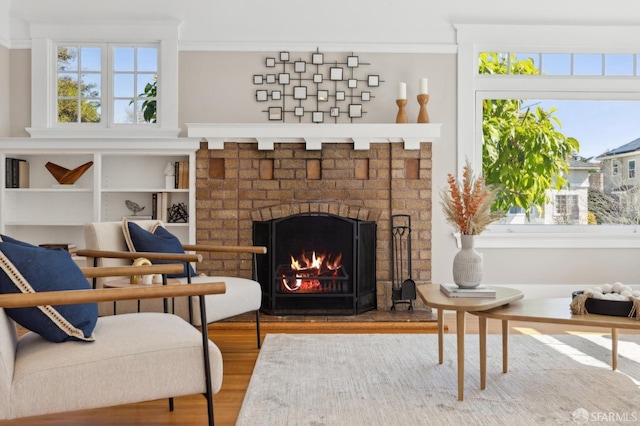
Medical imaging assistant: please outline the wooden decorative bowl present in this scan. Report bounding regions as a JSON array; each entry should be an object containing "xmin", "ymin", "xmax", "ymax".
[{"xmin": 45, "ymin": 161, "xmax": 94, "ymax": 185}]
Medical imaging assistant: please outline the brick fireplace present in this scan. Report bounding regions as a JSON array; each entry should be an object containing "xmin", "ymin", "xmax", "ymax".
[{"xmin": 192, "ymin": 140, "xmax": 432, "ymax": 311}]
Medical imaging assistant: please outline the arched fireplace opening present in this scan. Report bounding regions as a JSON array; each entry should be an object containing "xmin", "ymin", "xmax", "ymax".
[{"xmin": 253, "ymin": 212, "xmax": 377, "ymax": 315}]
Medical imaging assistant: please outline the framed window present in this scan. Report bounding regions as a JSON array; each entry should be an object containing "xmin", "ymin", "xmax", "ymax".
[
  {"xmin": 629, "ymin": 160, "xmax": 636, "ymax": 179},
  {"xmin": 30, "ymin": 21, "xmax": 179, "ymax": 136},
  {"xmin": 55, "ymin": 43, "xmax": 159, "ymax": 126},
  {"xmin": 56, "ymin": 45, "xmax": 102, "ymax": 123},
  {"xmin": 554, "ymin": 194, "xmax": 579, "ymax": 218},
  {"xmin": 458, "ymin": 24, "xmax": 640, "ymax": 249}
]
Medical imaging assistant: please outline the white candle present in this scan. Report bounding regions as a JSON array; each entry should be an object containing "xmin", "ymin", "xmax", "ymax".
[
  {"xmin": 397, "ymin": 82, "xmax": 406, "ymax": 100},
  {"xmin": 419, "ymin": 78, "xmax": 428, "ymax": 94}
]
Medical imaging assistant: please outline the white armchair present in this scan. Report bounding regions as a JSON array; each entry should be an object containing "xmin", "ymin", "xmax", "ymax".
[
  {"xmin": 0, "ymin": 263, "xmax": 225, "ymax": 425},
  {"xmin": 80, "ymin": 220, "xmax": 266, "ymax": 348}
]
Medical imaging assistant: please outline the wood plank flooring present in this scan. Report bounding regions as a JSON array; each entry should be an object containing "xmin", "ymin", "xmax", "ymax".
[{"xmin": 3, "ymin": 309, "xmax": 635, "ymax": 425}]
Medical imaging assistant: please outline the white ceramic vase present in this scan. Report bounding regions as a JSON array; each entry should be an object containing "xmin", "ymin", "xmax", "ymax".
[{"xmin": 452, "ymin": 234, "xmax": 483, "ymax": 288}]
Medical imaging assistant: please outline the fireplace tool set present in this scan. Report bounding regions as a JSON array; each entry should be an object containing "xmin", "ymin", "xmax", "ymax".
[{"xmin": 390, "ymin": 214, "xmax": 416, "ymax": 312}]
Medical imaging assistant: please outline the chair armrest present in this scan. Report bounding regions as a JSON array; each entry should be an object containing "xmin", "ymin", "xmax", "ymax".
[
  {"xmin": 81, "ymin": 263, "xmax": 184, "ymax": 278},
  {"xmin": 76, "ymin": 249, "xmax": 203, "ymax": 263},
  {"xmin": 0, "ymin": 281, "xmax": 226, "ymax": 309},
  {"xmin": 182, "ymin": 244, "xmax": 267, "ymax": 255}
]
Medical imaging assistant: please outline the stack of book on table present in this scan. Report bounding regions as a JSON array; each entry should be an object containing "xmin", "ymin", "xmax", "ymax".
[{"xmin": 440, "ymin": 283, "xmax": 496, "ymax": 298}]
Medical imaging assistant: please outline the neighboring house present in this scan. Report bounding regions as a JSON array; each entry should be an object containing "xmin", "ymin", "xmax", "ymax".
[
  {"xmin": 596, "ymin": 138, "xmax": 640, "ymax": 222},
  {"xmin": 543, "ymin": 158, "xmax": 598, "ymax": 225},
  {"xmin": 503, "ymin": 158, "xmax": 599, "ymax": 225},
  {"xmin": 596, "ymin": 137, "xmax": 640, "ymax": 192}
]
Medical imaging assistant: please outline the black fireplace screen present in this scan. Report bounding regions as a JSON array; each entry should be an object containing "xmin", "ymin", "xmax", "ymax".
[{"xmin": 253, "ymin": 213, "xmax": 376, "ymax": 315}]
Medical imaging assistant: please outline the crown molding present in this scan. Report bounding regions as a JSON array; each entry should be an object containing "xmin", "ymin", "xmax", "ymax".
[
  {"xmin": 178, "ymin": 41, "xmax": 457, "ymax": 54},
  {"xmin": 3, "ymin": 38, "xmax": 458, "ymax": 54}
]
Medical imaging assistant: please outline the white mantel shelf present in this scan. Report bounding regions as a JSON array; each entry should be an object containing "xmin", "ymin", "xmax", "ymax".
[{"xmin": 186, "ymin": 123, "xmax": 442, "ymax": 150}]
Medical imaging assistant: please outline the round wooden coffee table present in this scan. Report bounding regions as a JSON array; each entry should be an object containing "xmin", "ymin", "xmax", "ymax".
[{"xmin": 417, "ymin": 283, "xmax": 524, "ymax": 401}]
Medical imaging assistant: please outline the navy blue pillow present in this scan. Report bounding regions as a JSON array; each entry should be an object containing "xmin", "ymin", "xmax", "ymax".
[
  {"xmin": 0, "ymin": 238, "xmax": 98, "ymax": 343},
  {"xmin": 124, "ymin": 221, "xmax": 196, "ymax": 278},
  {"xmin": 0, "ymin": 234, "xmax": 37, "ymax": 247}
]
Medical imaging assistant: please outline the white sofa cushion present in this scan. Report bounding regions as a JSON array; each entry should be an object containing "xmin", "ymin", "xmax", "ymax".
[{"xmin": 7, "ymin": 313, "xmax": 222, "ymax": 419}]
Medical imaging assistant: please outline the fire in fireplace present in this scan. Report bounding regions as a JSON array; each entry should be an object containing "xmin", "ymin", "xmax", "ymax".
[
  {"xmin": 278, "ymin": 250, "xmax": 347, "ymax": 293},
  {"xmin": 253, "ymin": 213, "xmax": 376, "ymax": 315}
]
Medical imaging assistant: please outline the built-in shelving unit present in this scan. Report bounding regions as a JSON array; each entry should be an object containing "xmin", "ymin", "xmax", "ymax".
[{"xmin": 0, "ymin": 138, "xmax": 200, "ymax": 249}]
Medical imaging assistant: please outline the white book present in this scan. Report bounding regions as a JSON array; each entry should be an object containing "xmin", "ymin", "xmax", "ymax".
[{"xmin": 440, "ymin": 283, "xmax": 496, "ymax": 298}]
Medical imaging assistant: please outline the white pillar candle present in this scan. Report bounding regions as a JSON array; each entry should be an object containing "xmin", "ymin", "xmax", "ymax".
[
  {"xmin": 419, "ymin": 78, "xmax": 428, "ymax": 94},
  {"xmin": 397, "ymin": 82, "xmax": 406, "ymax": 99}
]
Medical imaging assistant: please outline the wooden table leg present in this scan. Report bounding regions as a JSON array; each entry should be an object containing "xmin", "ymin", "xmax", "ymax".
[
  {"xmin": 502, "ymin": 320, "xmax": 509, "ymax": 373},
  {"xmin": 438, "ymin": 308, "xmax": 444, "ymax": 364},
  {"xmin": 479, "ymin": 316, "xmax": 487, "ymax": 390},
  {"xmin": 456, "ymin": 310, "xmax": 466, "ymax": 401},
  {"xmin": 612, "ymin": 327, "xmax": 619, "ymax": 371}
]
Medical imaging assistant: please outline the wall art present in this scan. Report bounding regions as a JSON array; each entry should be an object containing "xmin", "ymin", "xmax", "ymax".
[{"xmin": 253, "ymin": 48, "xmax": 383, "ymax": 123}]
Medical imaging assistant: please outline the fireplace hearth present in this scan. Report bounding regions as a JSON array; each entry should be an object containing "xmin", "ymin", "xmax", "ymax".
[{"xmin": 253, "ymin": 213, "xmax": 377, "ymax": 315}]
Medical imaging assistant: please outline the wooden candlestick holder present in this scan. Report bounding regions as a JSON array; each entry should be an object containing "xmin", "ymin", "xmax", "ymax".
[
  {"xmin": 417, "ymin": 94, "xmax": 430, "ymax": 123},
  {"xmin": 395, "ymin": 99, "xmax": 408, "ymax": 123}
]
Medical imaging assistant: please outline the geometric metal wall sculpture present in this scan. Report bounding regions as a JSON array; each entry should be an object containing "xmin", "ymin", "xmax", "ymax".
[{"xmin": 253, "ymin": 48, "xmax": 383, "ymax": 123}]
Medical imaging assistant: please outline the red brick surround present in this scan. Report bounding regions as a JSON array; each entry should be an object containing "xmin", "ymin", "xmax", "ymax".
[{"xmin": 194, "ymin": 141, "xmax": 432, "ymax": 310}]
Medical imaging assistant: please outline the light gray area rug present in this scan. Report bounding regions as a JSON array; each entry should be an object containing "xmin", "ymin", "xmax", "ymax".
[{"xmin": 237, "ymin": 333, "xmax": 640, "ymax": 426}]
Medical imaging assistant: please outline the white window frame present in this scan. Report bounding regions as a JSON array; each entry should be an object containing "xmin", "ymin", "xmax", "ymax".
[
  {"xmin": 629, "ymin": 159, "xmax": 636, "ymax": 179},
  {"xmin": 456, "ymin": 24, "xmax": 640, "ymax": 248},
  {"xmin": 27, "ymin": 21, "xmax": 180, "ymax": 138}
]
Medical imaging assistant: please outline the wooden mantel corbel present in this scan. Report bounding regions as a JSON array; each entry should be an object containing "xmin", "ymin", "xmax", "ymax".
[{"xmin": 185, "ymin": 123, "xmax": 442, "ymax": 150}]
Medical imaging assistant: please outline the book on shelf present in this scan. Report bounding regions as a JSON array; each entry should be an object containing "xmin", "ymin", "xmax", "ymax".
[
  {"xmin": 152, "ymin": 192, "xmax": 158, "ymax": 219},
  {"xmin": 440, "ymin": 283, "xmax": 496, "ymax": 298},
  {"xmin": 174, "ymin": 161, "xmax": 189, "ymax": 189},
  {"xmin": 5, "ymin": 158, "xmax": 29, "ymax": 188},
  {"xmin": 153, "ymin": 192, "xmax": 169, "ymax": 222}
]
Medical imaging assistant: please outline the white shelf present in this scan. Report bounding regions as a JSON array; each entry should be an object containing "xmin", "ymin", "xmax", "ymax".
[
  {"xmin": 0, "ymin": 139, "xmax": 198, "ymax": 248},
  {"xmin": 5, "ymin": 188, "xmax": 92, "ymax": 193},
  {"xmin": 186, "ymin": 123, "xmax": 442, "ymax": 150}
]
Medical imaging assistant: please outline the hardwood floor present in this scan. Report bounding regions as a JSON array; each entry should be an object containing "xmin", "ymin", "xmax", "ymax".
[{"xmin": 3, "ymin": 309, "xmax": 635, "ymax": 425}]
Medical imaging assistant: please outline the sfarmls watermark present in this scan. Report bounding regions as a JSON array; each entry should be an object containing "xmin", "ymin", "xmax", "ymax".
[{"xmin": 573, "ymin": 408, "xmax": 639, "ymax": 423}]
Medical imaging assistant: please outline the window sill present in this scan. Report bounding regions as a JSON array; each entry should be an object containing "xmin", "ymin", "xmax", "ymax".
[{"xmin": 466, "ymin": 225, "xmax": 640, "ymax": 249}]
